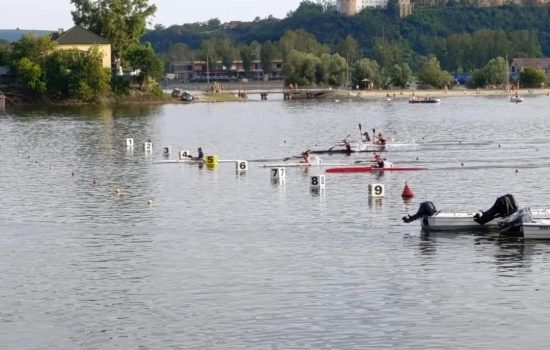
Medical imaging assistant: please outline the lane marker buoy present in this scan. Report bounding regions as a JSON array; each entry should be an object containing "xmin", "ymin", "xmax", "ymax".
[{"xmin": 402, "ymin": 182, "xmax": 414, "ymax": 199}]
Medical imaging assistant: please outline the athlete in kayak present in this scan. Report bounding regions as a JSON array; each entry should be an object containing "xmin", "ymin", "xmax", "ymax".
[
  {"xmin": 343, "ymin": 138, "xmax": 352, "ymax": 153},
  {"xmin": 196, "ymin": 147, "xmax": 204, "ymax": 160},
  {"xmin": 375, "ymin": 133, "xmax": 386, "ymax": 145},
  {"xmin": 301, "ymin": 151, "xmax": 312, "ymax": 164},
  {"xmin": 374, "ymin": 153, "xmax": 385, "ymax": 168}
]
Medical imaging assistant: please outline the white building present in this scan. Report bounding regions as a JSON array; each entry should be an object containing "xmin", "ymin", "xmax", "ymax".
[{"xmin": 337, "ymin": 0, "xmax": 389, "ymax": 15}]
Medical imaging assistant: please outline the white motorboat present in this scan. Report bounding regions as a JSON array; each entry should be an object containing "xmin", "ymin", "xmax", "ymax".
[
  {"xmin": 498, "ymin": 208, "xmax": 550, "ymax": 239},
  {"xmin": 522, "ymin": 219, "xmax": 550, "ymax": 239},
  {"xmin": 420, "ymin": 211, "xmax": 494, "ymax": 231},
  {"xmin": 403, "ymin": 195, "xmax": 550, "ymax": 232},
  {"xmin": 509, "ymin": 95, "xmax": 523, "ymax": 103}
]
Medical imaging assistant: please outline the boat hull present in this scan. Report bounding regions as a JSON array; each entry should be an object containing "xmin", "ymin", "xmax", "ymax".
[
  {"xmin": 409, "ymin": 99, "xmax": 440, "ymax": 104},
  {"xmin": 421, "ymin": 209, "xmax": 550, "ymax": 232},
  {"xmin": 522, "ymin": 219, "xmax": 550, "ymax": 239},
  {"xmin": 261, "ymin": 162, "xmax": 347, "ymax": 168},
  {"xmin": 326, "ymin": 166, "xmax": 427, "ymax": 173},
  {"xmin": 421, "ymin": 212, "xmax": 495, "ymax": 232}
]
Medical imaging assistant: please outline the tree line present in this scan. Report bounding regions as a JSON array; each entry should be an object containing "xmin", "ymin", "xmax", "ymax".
[
  {"xmin": 0, "ymin": 0, "xmax": 164, "ymax": 101},
  {"xmin": 143, "ymin": 1, "xmax": 550, "ymax": 88}
]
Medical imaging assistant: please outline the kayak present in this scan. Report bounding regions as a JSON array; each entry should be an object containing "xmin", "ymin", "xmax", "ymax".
[
  {"xmin": 261, "ymin": 162, "xmax": 348, "ymax": 168},
  {"xmin": 326, "ymin": 166, "xmax": 428, "ymax": 173},
  {"xmin": 154, "ymin": 159, "xmax": 241, "ymax": 164},
  {"xmin": 308, "ymin": 148, "xmax": 381, "ymax": 155},
  {"xmin": 154, "ymin": 159, "xmax": 204, "ymax": 164}
]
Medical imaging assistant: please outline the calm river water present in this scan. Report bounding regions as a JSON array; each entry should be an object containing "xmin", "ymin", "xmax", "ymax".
[{"xmin": 1, "ymin": 95, "xmax": 550, "ymax": 349}]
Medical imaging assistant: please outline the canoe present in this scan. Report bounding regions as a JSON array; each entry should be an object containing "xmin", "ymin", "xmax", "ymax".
[{"xmin": 326, "ymin": 166, "xmax": 428, "ymax": 173}]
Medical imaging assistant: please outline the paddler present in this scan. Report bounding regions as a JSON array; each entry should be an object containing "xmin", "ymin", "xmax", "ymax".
[
  {"xmin": 301, "ymin": 151, "xmax": 311, "ymax": 164},
  {"xmin": 196, "ymin": 147, "xmax": 204, "ymax": 160},
  {"xmin": 343, "ymin": 138, "xmax": 352, "ymax": 153},
  {"xmin": 374, "ymin": 153, "xmax": 385, "ymax": 168},
  {"xmin": 375, "ymin": 132, "xmax": 386, "ymax": 145}
]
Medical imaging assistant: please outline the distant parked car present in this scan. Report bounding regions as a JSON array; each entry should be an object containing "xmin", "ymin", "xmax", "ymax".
[{"xmin": 171, "ymin": 88, "xmax": 182, "ymax": 98}]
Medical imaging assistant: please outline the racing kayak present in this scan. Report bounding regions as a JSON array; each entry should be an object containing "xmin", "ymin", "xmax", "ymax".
[
  {"xmin": 308, "ymin": 148, "xmax": 381, "ymax": 155},
  {"xmin": 154, "ymin": 159, "xmax": 240, "ymax": 164},
  {"xmin": 261, "ymin": 162, "xmax": 348, "ymax": 168},
  {"xmin": 326, "ymin": 166, "xmax": 428, "ymax": 173}
]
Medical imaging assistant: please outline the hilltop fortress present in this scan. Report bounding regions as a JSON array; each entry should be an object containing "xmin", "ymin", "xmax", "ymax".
[{"xmin": 336, "ymin": 0, "xmax": 550, "ymax": 17}]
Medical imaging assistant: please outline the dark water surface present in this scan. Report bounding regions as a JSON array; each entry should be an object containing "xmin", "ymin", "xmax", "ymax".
[{"xmin": 1, "ymin": 96, "xmax": 550, "ymax": 349}]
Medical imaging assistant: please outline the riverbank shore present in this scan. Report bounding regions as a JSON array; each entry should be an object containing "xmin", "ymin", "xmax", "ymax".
[
  {"xmin": 187, "ymin": 87, "xmax": 550, "ymax": 103},
  {"xmin": 330, "ymin": 88, "xmax": 550, "ymax": 100}
]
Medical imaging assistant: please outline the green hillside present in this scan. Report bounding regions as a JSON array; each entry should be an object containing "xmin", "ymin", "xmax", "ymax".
[
  {"xmin": 142, "ymin": 4, "xmax": 550, "ymax": 57},
  {"xmin": 0, "ymin": 29, "xmax": 52, "ymax": 42}
]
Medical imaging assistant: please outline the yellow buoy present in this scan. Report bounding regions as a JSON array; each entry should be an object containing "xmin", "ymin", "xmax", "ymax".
[{"xmin": 205, "ymin": 154, "xmax": 219, "ymax": 167}]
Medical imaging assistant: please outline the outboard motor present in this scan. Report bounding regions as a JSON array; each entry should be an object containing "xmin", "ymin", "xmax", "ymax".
[
  {"xmin": 473, "ymin": 194, "xmax": 518, "ymax": 225},
  {"xmin": 403, "ymin": 201, "xmax": 437, "ymax": 223},
  {"xmin": 498, "ymin": 207, "xmax": 533, "ymax": 233}
]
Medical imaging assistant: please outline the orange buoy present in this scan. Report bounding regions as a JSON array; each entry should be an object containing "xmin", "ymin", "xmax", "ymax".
[{"xmin": 401, "ymin": 182, "xmax": 414, "ymax": 199}]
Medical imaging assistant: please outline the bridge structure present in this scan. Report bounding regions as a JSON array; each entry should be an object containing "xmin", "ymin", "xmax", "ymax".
[{"xmin": 225, "ymin": 88, "xmax": 333, "ymax": 100}]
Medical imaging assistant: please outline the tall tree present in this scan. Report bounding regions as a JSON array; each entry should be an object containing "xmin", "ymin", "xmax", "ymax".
[
  {"xmin": 352, "ymin": 58, "xmax": 383, "ymax": 88},
  {"xmin": 337, "ymin": 35, "xmax": 361, "ymax": 66},
  {"xmin": 279, "ymin": 29, "xmax": 328, "ymax": 61},
  {"xmin": 164, "ymin": 43, "xmax": 191, "ymax": 65},
  {"xmin": 126, "ymin": 42, "xmax": 164, "ymax": 89},
  {"xmin": 417, "ymin": 55, "xmax": 452, "ymax": 88},
  {"xmin": 70, "ymin": 0, "xmax": 157, "ymax": 60},
  {"xmin": 15, "ymin": 57, "xmax": 46, "ymax": 94},
  {"xmin": 260, "ymin": 41, "xmax": 277, "ymax": 75},
  {"xmin": 10, "ymin": 34, "xmax": 53, "ymax": 65},
  {"xmin": 519, "ymin": 67, "xmax": 547, "ymax": 88},
  {"xmin": 373, "ymin": 38, "xmax": 411, "ymax": 69},
  {"xmin": 240, "ymin": 46, "xmax": 253, "ymax": 73}
]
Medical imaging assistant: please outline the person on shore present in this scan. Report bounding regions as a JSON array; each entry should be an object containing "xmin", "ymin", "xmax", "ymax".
[
  {"xmin": 374, "ymin": 153, "xmax": 385, "ymax": 168},
  {"xmin": 375, "ymin": 133, "xmax": 386, "ymax": 145}
]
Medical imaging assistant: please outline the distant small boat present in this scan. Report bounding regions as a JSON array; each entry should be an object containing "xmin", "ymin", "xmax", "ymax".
[
  {"xmin": 409, "ymin": 96, "xmax": 440, "ymax": 104},
  {"xmin": 509, "ymin": 95, "xmax": 523, "ymax": 103}
]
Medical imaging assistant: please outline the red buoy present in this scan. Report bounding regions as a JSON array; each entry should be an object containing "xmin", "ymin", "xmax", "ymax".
[{"xmin": 401, "ymin": 182, "xmax": 414, "ymax": 199}]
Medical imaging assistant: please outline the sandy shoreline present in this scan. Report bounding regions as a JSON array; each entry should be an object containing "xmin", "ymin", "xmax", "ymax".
[
  {"xmin": 331, "ymin": 88, "xmax": 550, "ymax": 100},
  {"xmin": 191, "ymin": 87, "xmax": 550, "ymax": 102}
]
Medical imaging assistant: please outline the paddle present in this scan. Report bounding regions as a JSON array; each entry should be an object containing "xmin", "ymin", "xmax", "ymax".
[
  {"xmin": 355, "ymin": 157, "xmax": 387, "ymax": 164},
  {"xmin": 359, "ymin": 123, "xmax": 370, "ymax": 142},
  {"xmin": 328, "ymin": 133, "xmax": 351, "ymax": 151},
  {"xmin": 373, "ymin": 128, "xmax": 376, "ymax": 145},
  {"xmin": 283, "ymin": 149, "xmax": 312, "ymax": 161}
]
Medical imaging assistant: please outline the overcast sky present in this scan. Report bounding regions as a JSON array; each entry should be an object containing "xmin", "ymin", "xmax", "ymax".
[{"xmin": 2, "ymin": 0, "xmax": 305, "ymax": 30}]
